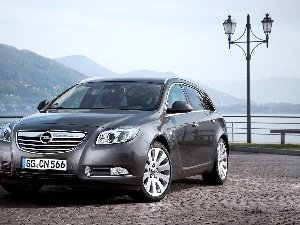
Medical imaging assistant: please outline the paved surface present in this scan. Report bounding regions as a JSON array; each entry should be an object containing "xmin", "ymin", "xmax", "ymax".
[
  {"xmin": 0, "ymin": 152, "xmax": 299, "ymax": 225},
  {"xmin": 231, "ymin": 146, "xmax": 300, "ymax": 156}
]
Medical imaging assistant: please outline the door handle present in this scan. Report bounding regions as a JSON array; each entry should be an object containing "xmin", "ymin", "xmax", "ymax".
[
  {"xmin": 192, "ymin": 122, "xmax": 198, "ymax": 127},
  {"xmin": 211, "ymin": 119, "xmax": 215, "ymax": 124}
]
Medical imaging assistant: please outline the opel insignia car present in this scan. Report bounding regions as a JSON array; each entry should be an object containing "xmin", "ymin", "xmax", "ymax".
[{"xmin": 0, "ymin": 77, "xmax": 229, "ymax": 202}]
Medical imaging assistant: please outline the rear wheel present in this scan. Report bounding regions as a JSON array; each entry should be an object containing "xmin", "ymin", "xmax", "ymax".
[
  {"xmin": 202, "ymin": 137, "xmax": 228, "ymax": 185},
  {"xmin": 129, "ymin": 141, "xmax": 172, "ymax": 202},
  {"xmin": 1, "ymin": 183, "xmax": 43, "ymax": 195}
]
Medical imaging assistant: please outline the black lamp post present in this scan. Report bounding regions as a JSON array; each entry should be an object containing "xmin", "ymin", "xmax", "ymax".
[{"xmin": 223, "ymin": 14, "xmax": 273, "ymax": 143}]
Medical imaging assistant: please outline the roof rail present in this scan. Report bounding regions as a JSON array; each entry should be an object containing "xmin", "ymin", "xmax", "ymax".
[{"xmin": 79, "ymin": 77, "xmax": 104, "ymax": 84}]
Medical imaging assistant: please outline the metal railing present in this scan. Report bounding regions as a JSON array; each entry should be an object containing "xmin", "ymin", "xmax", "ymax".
[{"xmin": 224, "ymin": 115, "xmax": 300, "ymax": 144}]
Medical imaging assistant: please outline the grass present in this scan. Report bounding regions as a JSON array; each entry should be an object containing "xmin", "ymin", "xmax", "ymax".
[{"xmin": 230, "ymin": 143, "xmax": 300, "ymax": 150}]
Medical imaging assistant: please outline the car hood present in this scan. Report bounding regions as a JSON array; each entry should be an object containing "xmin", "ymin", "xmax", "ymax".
[{"xmin": 14, "ymin": 110, "xmax": 159, "ymax": 131}]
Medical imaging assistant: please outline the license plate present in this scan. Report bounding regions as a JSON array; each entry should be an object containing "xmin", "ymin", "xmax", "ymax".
[{"xmin": 21, "ymin": 158, "xmax": 67, "ymax": 171}]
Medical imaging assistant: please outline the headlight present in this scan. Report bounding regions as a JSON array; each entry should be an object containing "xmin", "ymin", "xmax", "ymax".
[
  {"xmin": 96, "ymin": 126, "xmax": 140, "ymax": 145},
  {"xmin": 0, "ymin": 123, "xmax": 12, "ymax": 143}
]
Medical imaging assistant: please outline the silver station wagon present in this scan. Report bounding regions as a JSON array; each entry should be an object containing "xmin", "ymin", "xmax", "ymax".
[{"xmin": 0, "ymin": 77, "xmax": 229, "ymax": 202}]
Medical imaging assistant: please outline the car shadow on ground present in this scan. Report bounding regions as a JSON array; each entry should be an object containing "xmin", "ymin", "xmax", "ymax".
[{"xmin": 0, "ymin": 176, "xmax": 208, "ymax": 207}]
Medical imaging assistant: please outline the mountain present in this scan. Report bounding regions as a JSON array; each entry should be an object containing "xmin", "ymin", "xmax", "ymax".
[
  {"xmin": 55, "ymin": 55, "xmax": 300, "ymax": 113},
  {"xmin": 202, "ymin": 77, "xmax": 300, "ymax": 104},
  {"xmin": 122, "ymin": 71, "xmax": 250, "ymax": 108},
  {"xmin": 52, "ymin": 56, "xmax": 249, "ymax": 107},
  {"xmin": 0, "ymin": 44, "xmax": 86, "ymax": 115},
  {"xmin": 119, "ymin": 70, "xmax": 247, "ymax": 107},
  {"xmin": 0, "ymin": 43, "xmax": 298, "ymax": 115},
  {"xmin": 55, "ymin": 55, "xmax": 116, "ymax": 78},
  {"xmin": 198, "ymin": 84, "xmax": 247, "ymax": 107},
  {"xmin": 252, "ymin": 77, "xmax": 300, "ymax": 104}
]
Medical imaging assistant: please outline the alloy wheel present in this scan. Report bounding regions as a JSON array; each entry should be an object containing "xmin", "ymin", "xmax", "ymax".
[
  {"xmin": 143, "ymin": 147, "xmax": 171, "ymax": 197},
  {"xmin": 217, "ymin": 138, "xmax": 228, "ymax": 181}
]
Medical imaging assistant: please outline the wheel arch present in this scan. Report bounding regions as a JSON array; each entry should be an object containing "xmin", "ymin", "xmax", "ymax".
[
  {"xmin": 220, "ymin": 134, "xmax": 229, "ymax": 155},
  {"xmin": 153, "ymin": 134, "xmax": 170, "ymax": 153}
]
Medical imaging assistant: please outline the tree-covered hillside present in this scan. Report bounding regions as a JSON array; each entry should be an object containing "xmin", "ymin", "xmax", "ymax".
[
  {"xmin": 1, "ymin": 43, "xmax": 299, "ymax": 115},
  {"xmin": 0, "ymin": 43, "xmax": 86, "ymax": 115}
]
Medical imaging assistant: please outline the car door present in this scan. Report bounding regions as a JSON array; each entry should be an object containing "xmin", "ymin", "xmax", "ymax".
[
  {"xmin": 183, "ymin": 85, "xmax": 216, "ymax": 165},
  {"xmin": 200, "ymin": 90, "xmax": 220, "ymax": 157},
  {"xmin": 166, "ymin": 84, "xmax": 201, "ymax": 168}
]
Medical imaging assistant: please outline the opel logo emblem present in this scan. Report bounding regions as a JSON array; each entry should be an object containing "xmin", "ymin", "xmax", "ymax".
[{"xmin": 40, "ymin": 132, "xmax": 52, "ymax": 144}]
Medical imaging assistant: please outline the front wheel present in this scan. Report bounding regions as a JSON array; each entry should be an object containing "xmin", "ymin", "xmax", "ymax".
[
  {"xmin": 202, "ymin": 137, "xmax": 228, "ymax": 185},
  {"xmin": 1, "ymin": 183, "xmax": 43, "ymax": 195},
  {"xmin": 129, "ymin": 141, "xmax": 172, "ymax": 202}
]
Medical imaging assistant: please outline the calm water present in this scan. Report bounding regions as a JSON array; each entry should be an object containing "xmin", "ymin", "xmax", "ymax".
[{"xmin": 1, "ymin": 114, "xmax": 300, "ymax": 144}]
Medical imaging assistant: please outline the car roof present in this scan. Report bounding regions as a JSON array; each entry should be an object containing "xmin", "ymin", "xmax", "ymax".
[{"xmin": 80, "ymin": 77, "xmax": 188, "ymax": 85}]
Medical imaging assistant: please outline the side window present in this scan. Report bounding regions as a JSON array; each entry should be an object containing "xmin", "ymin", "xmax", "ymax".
[
  {"xmin": 167, "ymin": 84, "xmax": 187, "ymax": 108},
  {"xmin": 184, "ymin": 86, "xmax": 206, "ymax": 111},
  {"xmin": 200, "ymin": 91, "xmax": 215, "ymax": 111}
]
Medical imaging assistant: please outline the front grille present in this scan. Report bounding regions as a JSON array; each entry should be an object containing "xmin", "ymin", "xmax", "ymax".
[
  {"xmin": 17, "ymin": 131, "xmax": 87, "ymax": 155},
  {"xmin": 16, "ymin": 168, "xmax": 76, "ymax": 179}
]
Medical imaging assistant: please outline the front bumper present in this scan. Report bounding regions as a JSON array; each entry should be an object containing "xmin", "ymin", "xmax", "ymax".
[{"xmin": 0, "ymin": 133, "xmax": 152, "ymax": 189}]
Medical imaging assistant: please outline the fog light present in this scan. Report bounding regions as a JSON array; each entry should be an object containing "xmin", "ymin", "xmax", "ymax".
[
  {"xmin": 110, "ymin": 167, "xmax": 129, "ymax": 176},
  {"xmin": 85, "ymin": 166, "xmax": 91, "ymax": 177}
]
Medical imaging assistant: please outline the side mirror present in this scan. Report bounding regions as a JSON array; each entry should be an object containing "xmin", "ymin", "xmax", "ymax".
[
  {"xmin": 167, "ymin": 101, "xmax": 193, "ymax": 114},
  {"xmin": 37, "ymin": 100, "xmax": 49, "ymax": 111}
]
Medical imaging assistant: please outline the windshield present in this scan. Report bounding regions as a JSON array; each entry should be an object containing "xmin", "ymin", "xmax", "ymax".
[{"xmin": 49, "ymin": 82, "xmax": 163, "ymax": 111}]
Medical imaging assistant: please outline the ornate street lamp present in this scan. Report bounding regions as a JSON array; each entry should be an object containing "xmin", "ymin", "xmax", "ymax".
[
  {"xmin": 223, "ymin": 15, "xmax": 236, "ymax": 48},
  {"xmin": 223, "ymin": 14, "xmax": 274, "ymax": 143},
  {"xmin": 261, "ymin": 13, "xmax": 274, "ymax": 48}
]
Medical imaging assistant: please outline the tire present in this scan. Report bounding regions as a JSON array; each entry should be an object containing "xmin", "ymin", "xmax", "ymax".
[
  {"xmin": 1, "ymin": 183, "xmax": 43, "ymax": 195},
  {"xmin": 129, "ymin": 141, "xmax": 172, "ymax": 202},
  {"xmin": 202, "ymin": 137, "xmax": 228, "ymax": 185}
]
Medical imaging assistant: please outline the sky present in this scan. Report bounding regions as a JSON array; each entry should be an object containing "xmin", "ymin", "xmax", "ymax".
[{"xmin": 1, "ymin": 0, "xmax": 300, "ymax": 84}]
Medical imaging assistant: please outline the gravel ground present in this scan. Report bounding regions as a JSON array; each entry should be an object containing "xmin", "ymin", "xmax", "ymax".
[{"xmin": 0, "ymin": 151, "xmax": 299, "ymax": 225}]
